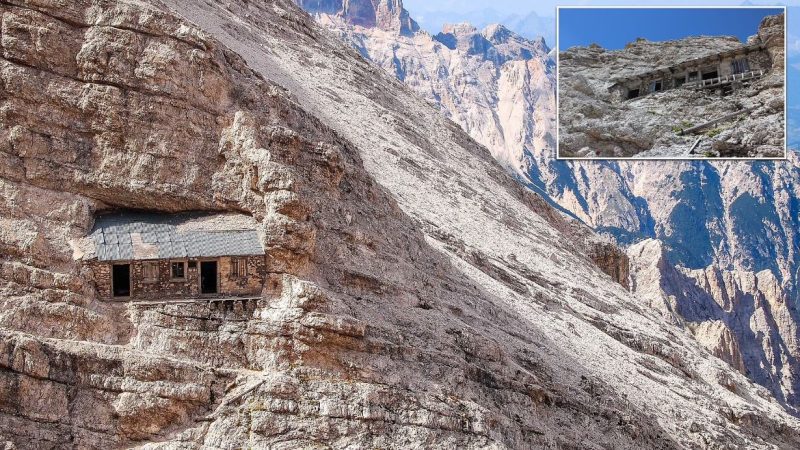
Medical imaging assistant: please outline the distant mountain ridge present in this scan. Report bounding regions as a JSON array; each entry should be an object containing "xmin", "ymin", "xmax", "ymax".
[
  {"xmin": 407, "ymin": 6, "xmax": 556, "ymax": 47},
  {"xmin": 297, "ymin": 0, "xmax": 420, "ymax": 34}
]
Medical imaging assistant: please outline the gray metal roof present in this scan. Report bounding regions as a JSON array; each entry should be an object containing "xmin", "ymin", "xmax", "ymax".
[{"xmin": 88, "ymin": 212, "xmax": 263, "ymax": 262}]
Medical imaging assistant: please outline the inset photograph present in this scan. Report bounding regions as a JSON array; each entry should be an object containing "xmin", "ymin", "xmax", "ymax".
[{"xmin": 557, "ymin": 7, "xmax": 786, "ymax": 159}]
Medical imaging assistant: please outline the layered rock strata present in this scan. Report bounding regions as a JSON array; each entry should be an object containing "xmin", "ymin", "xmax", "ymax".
[{"xmin": 1, "ymin": 0, "xmax": 800, "ymax": 448}]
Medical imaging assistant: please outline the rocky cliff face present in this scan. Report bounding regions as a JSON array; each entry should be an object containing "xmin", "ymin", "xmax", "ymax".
[
  {"xmin": 300, "ymin": 0, "xmax": 800, "ymax": 415},
  {"xmin": 559, "ymin": 15, "xmax": 785, "ymax": 158},
  {"xmin": 535, "ymin": 133, "xmax": 800, "ymax": 412},
  {"xmin": 315, "ymin": 15, "xmax": 555, "ymax": 181},
  {"xmin": 3, "ymin": 0, "xmax": 800, "ymax": 448},
  {"xmin": 630, "ymin": 239, "xmax": 800, "ymax": 410}
]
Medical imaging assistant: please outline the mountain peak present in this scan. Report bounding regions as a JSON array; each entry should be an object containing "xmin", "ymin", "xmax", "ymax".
[
  {"xmin": 434, "ymin": 23, "xmax": 493, "ymax": 55},
  {"xmin": 431, "ymin": 20, "xmax": 550, "ymax": 61},
  {"xmin": 440, "ymin": 22, "xmax": 480, "ymax": 39},
  {"xmin": 295, "ymin": 0, "xmax": 419, "ymax": 35},
  {"xmin": 481, "ymin": 23, "xmax": 513, "ymax": 43},
  {"xmin": 482, "ymin": 23, "xmax": 550, "ymax": 53}
]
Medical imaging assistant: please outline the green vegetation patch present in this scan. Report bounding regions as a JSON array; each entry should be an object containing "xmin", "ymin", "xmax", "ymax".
[{"xmin": 672, "ymin": 121, "xmax": 694, "ymax": 133}]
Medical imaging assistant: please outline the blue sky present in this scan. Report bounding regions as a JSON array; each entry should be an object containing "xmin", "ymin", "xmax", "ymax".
[
  {"xmin": 403, "ymin": 0, "xmax": 792, "ymax": 25},
  {"xmin": 558, "ymin": 8, "xmax": 783, "ymax": 50},
  {"xmin": 786, "ymin": 5, "xmax": 799, "ymax": 147}
]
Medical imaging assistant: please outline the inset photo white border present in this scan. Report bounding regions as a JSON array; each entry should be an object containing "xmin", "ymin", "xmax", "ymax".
[{"xmin": 555, "ymin": 5, "xmax": 788, "ymax": 161}]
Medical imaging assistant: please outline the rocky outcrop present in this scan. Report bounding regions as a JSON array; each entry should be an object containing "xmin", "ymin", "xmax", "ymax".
[
  {"xmin": 691, "ymin": 320, "xmax": 747, "ymax": 375},
  {"xmin": 3, "ymin": 0, "xmax": 800, "ymax": 448},
  {"xmin": 758, "ymin": 13, "xmax": 786, "ymax": 70},
  {"xmin": 0, "ymin": 0, "xmax": 341, "ymax": 443},
  {"xmin": 588, "ymin": 240, "xmax": 630, "ymax": 289},
  {"xmin": 558, "ymin": 15, "xmax": 785, "ymax": 158},
  {"xmin": 629, "ymin": 239, "xmax": 800, "ymax": 411}
]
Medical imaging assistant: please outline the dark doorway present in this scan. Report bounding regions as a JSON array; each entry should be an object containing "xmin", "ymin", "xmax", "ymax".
[
  {"xmin": 112, "ymin": 264, "xmax": 130, "ymax": 297},
  {"xmin": 626, "ymin": 88, "xmax": 640, "ymax": 100},
  {"xmin": 200, "ymin": 261, "xmax": 218, "ymax": 294},
  {"xmin": 702, "ymin": 70, "xmax": 718, "ymax": 80}
]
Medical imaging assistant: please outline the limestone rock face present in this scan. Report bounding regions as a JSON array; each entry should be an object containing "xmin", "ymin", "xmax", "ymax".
[
  {"xmin": 558, "ymin": 15, "xmax": 785, "ymax": 158},
  {"xmin": 758, "ymin": 13, "xmax": 786, "ymax": 70},
  {"xmin": 629, "ymin": 239, "xmax": 800, "ymax": 410},
  {"xmin": 3, "ymin": 0, "xmax": 800, "ymax": 448},
  {"xmin": 691, "ymin": 320, "xmax": 747, "ymax": 375},
  {"xmin": 313, "ymin": 13, "xmax": 555, "ymax": 180},
  {"xmin": 305, "ymin": 4, "xmax": 796, "ymax": 285},
  {"xmin": 588, "ymin": 240, "xmax": 630, "ymax": 289},
  {"xmin": 303, "ymin": 2, "xmax": 800, "ymax": 411}
]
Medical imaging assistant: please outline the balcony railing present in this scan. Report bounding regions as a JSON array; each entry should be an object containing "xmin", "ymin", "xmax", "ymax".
[{"xmin": 683, "ymin": 69, "xmax": 766, "ymax": 89}]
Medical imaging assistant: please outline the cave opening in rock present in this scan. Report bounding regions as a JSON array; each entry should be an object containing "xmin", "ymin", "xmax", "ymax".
[{"xmin": 627, "ymin": 88, "xmax": 640, "ymax": 99}]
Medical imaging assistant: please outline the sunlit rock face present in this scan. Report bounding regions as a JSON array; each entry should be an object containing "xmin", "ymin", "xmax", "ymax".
[
  {"xmin": 306, "ymin": 3, "xmax": 798, "ymax": 283},
  {"xmin": 3, "ymin": 0, "xmax": 800, "ymax": 447},
  {"xmin": 298, "ymin": 0, "xmax": 800, "ymax": 413},
  {"xmin": 629, "ymin": 239, "xmax": 800, "ymax": 410},
  {"xmin": 308, "ymin": 11, "xmax": 556, "ymax": 182}
]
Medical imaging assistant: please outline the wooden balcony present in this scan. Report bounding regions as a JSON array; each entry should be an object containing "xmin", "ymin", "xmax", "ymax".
[{"xmin": 683, "ymin": 69, "xmax": 766, "ymax": 90}]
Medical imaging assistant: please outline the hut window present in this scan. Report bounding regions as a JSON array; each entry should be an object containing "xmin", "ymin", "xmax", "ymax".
[
  {"xmin": 230, "ymin": 257, "xmax": 248, "ymax": 278},
  {"xmin": 142, "ymin": 262, "xmax": 159, "ymax": 283},
  {"xmin": 687, "ymin": 71, "xmax": 699, "ymax": 81},
  {"xmin": 731, "ymin": 58, "xmax": 750, "ymax": 74},
  {"xmin": 701, "ymin": 69, "xmax": 718, "ymax": 80},
  {"xmin": 649, "ymin": 80, "xmax": 662, "ymax": 93},
  {"xmin": 170, "ymin": 261, "xmax": 186, "ymax": 280},
  {"xmin": 626, "ymin": 88, "xmax": 640, "ymax": 100}
]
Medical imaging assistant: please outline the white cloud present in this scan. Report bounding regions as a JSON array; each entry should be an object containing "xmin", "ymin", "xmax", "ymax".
[{"xmin": 789, "ymin": 36, "xmax": 800, "ymax": 56}]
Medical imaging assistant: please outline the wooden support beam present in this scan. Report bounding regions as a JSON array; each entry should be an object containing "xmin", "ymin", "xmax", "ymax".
[
  {"xmin": 688, "ymin": 137, "xmax": 702, "ymax": 154},
  {"xmin": 678, "ymin": 106, "xmax": 758, "ymax": 136}
]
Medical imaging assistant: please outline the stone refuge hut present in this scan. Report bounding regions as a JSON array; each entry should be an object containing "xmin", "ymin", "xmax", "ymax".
[
  {"xmin": 608, "ymin": 41, "xmax": 775, "ymax": 101},
  {"xmin": 77, "ymin": 212, "xmax": 267, "ymax": 300}
]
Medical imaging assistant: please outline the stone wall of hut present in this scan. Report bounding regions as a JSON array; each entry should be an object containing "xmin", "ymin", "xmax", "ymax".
[{"xmin": 87, "ymin": 255, "xmax": 267, "ymax": 300}]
